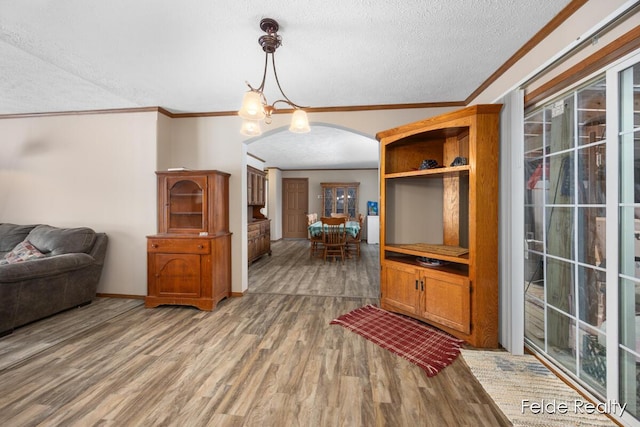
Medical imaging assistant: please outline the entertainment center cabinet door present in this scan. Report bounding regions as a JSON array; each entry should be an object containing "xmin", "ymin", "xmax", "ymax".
[
  {"xmin": 420, "ymin": 269, "xmax": 470, "ymax": 334},
  {"xmin": 149, "ymin": 253, "xmax": 202, "ymax": 298},
  {"xmin": 381, "ymin": 262, "xmax": 420, "ymax": 315}
]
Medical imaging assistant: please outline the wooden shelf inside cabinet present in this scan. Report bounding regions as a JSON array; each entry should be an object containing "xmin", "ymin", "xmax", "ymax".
[
  {"xmin": 385, "ymin": 244, "xmax": 470, "ymax": 265},
  {"xmin": 385, "ymin": 165, "xmax": 469, "ymax": 179},
  {"xmin": 385, "ymin": 255, "xmax": 469, "ymax": 276}
]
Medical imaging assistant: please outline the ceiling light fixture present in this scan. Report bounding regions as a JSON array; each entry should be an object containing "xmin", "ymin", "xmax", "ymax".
[{"xmin": 238, "ymin": 18, "xmax": 310, "ymax": 137}]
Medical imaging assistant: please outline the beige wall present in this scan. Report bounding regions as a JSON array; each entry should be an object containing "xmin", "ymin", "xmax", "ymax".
[
  {"xmin": 267, "ymin": 168, "xmax": 283, "ymax": 239},
  {"xmin": 247, "ymin": 155, "xmax": 266, "ymax": 171},
  {"xmin": 385, "ymin": 178, "xmax": 444, "ymax": 244},
  {"xmin": 165, "ymin": 115, "xmax": 249, "ymax": 293},
  {"xmin": 0, "ymin": 111, "xmax": 158, "ymax": 296},
  {"xmin": 156, "ymin": 113, "xmax": 174, "ymax": 171}
]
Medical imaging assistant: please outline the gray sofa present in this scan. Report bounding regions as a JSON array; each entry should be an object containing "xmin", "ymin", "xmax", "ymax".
[{"xmin": 0, "ymin": 223, "xmax": 108, "ymax": 336}]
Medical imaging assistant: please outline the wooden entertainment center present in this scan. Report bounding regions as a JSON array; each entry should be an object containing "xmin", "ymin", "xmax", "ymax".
[{"xmin": 376, "ymin": 104, "xmax": 501, "ymax": 348}]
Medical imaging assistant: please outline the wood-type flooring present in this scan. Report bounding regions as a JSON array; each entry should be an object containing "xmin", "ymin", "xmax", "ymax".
[{"xmin": 0, "ymin": 239, "xmax": 510, "ymax": 426}]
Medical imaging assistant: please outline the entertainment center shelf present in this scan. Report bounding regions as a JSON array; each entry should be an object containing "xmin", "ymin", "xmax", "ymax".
[
  {"xmin": 385, "ymin": 255, "xmax": 469, "ymax": 276},
  {"xmin": 385, "ymin": 244, "xmax": 470, "ymax": 265},
  {"xmin": 377, "ymin": 104, "xmax": 501, "ymax": 348},
  {"xmin": 384, "ymin": 165, "xmax": 469, "ymax": 179}
]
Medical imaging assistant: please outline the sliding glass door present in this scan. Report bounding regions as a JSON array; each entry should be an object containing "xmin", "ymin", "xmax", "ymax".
[
  {"xmin": 523, "ymin": 51, "xmax": 640, "ymax": 424},
  {"xmin": 615, "ymin": 57, "xmax": 640, "ymax": 419},
  {"xmin": 524, "ymin": 76, "xmax": 608, "ymax": 397}
]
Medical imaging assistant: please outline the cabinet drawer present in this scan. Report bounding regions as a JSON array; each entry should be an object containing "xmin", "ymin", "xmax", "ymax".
[{"xmin": 148, "ymin": 239, "xmax": 210, "ymax": 254}]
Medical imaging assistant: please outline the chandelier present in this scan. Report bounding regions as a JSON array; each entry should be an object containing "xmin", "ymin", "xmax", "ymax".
[{"xmin": 238, "ymin": 18, "xmax": 310, "ymax": 136}]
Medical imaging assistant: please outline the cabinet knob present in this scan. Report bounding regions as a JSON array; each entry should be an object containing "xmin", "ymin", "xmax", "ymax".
[
  {"xmin": 151, "ymin": 244, "xmax": 158, "ymax": 248},
  {"xmin": 197, "ymin": 245, "xmax": 203, "ymax": 249},
  {"xmin": 415, "ymin": 280, "xmax": 418, "ymax": 290},
  {"xmin": 421, "ymin": 280, "xmax": 424, "ymax": 292}
]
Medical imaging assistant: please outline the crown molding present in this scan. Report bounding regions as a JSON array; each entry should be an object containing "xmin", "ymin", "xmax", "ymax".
[
  {"xmin": 0, "ymin": 0, "xmax": 587, "ymax": 121},
  {"xmin": 0, "ymin": 106, "xmax": 168, "ymax": 120}
]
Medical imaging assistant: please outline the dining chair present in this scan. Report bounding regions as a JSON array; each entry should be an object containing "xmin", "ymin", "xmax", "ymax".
[
  {"xmin": 347, "ymin": 213, "xmax": 364, "ymax": 259},
  {"xmin": 306, "ymin": 213, "xmax": 318, "ymax": 225},
  {"xmin": 330, "ymin": 213, "xmax": 348, "ymax": 219},
  {"xmin": 307, "ymin": 213, "xmax": 322, "ymax": 258},
  {"xmin": 321, "ymin": 216, "xmax": 347, "ymax": 263}
]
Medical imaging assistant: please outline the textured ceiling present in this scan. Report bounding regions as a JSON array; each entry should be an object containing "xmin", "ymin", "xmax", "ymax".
[
  {"xmin": 248, "ymin": 124, "xmax": 379, "ymax": 170},
  {"xmin": 0, "ymin": 0, "xmax": 573, "ymax": 168}
]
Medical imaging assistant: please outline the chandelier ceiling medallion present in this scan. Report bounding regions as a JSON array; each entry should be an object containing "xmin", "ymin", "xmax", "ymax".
[{"xmin": 238, "ymin": 18, "xmax": 310, "ymax": 137}]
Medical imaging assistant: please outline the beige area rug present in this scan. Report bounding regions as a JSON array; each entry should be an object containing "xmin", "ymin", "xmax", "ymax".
[{"xmin": 461, "ymin": 349, "xmax": 618, "ymax": 426}]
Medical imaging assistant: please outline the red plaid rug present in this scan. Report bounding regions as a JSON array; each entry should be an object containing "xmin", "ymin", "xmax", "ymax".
[{"xmin": 330, "ymin": 305, "xmax": 464, "ymax": 377}]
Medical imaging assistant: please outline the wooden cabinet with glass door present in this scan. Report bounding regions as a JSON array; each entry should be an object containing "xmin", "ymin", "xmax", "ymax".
[
  {"xmin": 377, "ymin": 104, "xmax": 501, "ymax": 348},
  {"xmin": 156, "ymin": 170, "xmax": 230, "ymax": 236},
  {"xmin": 146, "ymin": 170, "xmax": 231, "ymax": 311},
  {"xmin": 247, "ymin": 166, "xmax": 266, "ymax": 206},
  {"xmin": 321, "ymin": 182, "xmax": 359, "ymax": 219}
]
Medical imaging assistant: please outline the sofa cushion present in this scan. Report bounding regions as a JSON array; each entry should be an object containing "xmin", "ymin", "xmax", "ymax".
[
  {"xmin": 0, "ymin": 240, "xmax": 46, "ymax": 265},
  {"xmin": 0, "ymin": 224, "xmax": 38, "ymax": 252},
  {"xmin": 26, "ymin": 225, "xmax": 96, "ymax": 256}
]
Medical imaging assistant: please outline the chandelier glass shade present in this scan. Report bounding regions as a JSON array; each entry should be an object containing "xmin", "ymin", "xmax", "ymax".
[
  {"xmin": 239, "ymin": 18, "xmax": 310, "ymax": 137},
  {"xmin": 289, "ymin": 109, "xmax": 311, "ymax": 133},
  {"xmin": 238, "ymin": 91, "xmax": 266, "ymax": 121}
]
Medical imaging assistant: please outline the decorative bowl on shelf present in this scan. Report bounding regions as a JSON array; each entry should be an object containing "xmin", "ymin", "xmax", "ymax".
[
  {"xmin": 450, "ymin": 156, "xmax": 468, "ymax": 166},
  {"xmin": 418, "ymin": 159, "xmax": 439, "ymax": 170},
  {"xmin": 416, "ymin": 256, "xmax": 448, "ymax": 267}
]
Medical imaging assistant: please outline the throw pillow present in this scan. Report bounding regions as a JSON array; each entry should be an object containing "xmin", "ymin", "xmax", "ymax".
[
  {"xmin": 0, "ymin": 240, "xmax": 46, "ymax": 265},
  {"xmin": 0, "ymin": 224, "xmax": 38, "ymax": 252},
  {"xmin": 26, "ymin": 225, "xmax": 95, "ymax": 256}
]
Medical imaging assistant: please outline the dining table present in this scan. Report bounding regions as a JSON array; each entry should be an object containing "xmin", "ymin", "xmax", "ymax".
[{"xmin": 308, "ymin": 220, "xmax": 361, "ymax": 238}]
